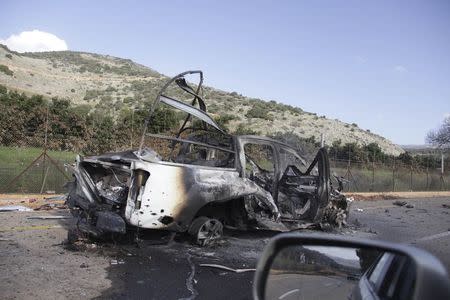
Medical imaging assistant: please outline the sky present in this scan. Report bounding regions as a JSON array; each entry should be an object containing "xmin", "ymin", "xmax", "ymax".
[{"xmin": 1, "ymin": 0, "xmax": 449, "ymax": 145}]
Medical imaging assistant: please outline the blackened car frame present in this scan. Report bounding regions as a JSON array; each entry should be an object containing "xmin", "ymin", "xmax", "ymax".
[{"xmin": 66, "ymin": 70, "xmax": 350, "ymax": 246}]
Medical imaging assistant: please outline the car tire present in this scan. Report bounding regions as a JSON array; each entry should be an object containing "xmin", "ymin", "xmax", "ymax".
[{"xmin": 188, "ymin": 216, "xmax": 223, "ymax": 246}]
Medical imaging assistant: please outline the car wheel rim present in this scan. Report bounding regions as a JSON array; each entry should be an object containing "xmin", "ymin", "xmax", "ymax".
[{"xmin": 196, "ymin": 219, "xmax": 222, "ymax": 246}]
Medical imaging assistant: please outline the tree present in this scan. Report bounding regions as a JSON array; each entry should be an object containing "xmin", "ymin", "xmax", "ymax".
[{"xmin": 427, "ymin": 116, "xmax": 450, "ymax": 148}]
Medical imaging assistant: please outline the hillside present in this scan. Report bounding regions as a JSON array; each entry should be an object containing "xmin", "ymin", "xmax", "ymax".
[{"xmin": 0, "ymin": 44, "xmax": 404, "ymax": 155}]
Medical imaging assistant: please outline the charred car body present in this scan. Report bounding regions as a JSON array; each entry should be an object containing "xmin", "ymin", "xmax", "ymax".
[{"xmin": 67, "ymin": 71, "xmax": 349, "ymax": 245}]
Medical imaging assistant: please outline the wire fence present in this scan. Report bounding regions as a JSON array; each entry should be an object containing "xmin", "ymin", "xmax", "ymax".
[
  {"xmin": 0, "ymin": 119, "xmax": 448, "ymax": 194},
  {"xmin": 0, "ymin": 132, "xmax": 74, "ymax": 194},
  {"xmin": 1, "ymin": 146, "xmax": 448, "ymax": 194},
  {"xmin": 331, "ymin": 158, "xmax": 449, "ymax": 193}
]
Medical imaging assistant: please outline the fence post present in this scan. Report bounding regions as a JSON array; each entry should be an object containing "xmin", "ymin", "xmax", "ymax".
[
  {"xmin": 392, "ymin": 158, "xmax": 396, "ymax": 192},
  {"xmin": 346, "ymin": 159, "xmax": 351, "ymax": 192},
  {"xmin": 426, "ymin": 159, "xmax": 429, "ymax": 190},
  {"xmin": 410, "ymin": 162, "xmax": 413, "ymax": 191},
  {"xmin": 130, "ymin": 109, "xmax": 135, "ymax": 149},
  {"xmin": 371, "ymin": 160, "xmax": 375, "ymax": 192},
  {"xmin": 440, "ymin": 152, "xmax": 445, "ymax": 190}
]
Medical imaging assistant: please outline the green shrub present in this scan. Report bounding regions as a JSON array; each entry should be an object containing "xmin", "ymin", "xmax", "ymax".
[
  {"xmin": 0, "ymin": 64, "xmax": 13, "ymax": 76},
  {"xmin": 84, "ymin": 89, "xmax": 103, "ymax": 100},
  {"xmin": 234, "ymin": 123, "xmax": 260, "ymax": 135},
  {"xmin": 105, "ymin": 86, "xmax": 118, "ymax": 92},
  {"xmin": 245, "ymin": 104, "xmax": 274, "ymax": 121}
]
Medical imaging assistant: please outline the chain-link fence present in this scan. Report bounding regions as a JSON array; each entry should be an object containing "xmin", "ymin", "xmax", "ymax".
[
  {"xmin": 330, "ymin": 158, "xmax": 449, "ymax": 192},
  {"xmin": 1, "ymin": 143, "xmax": 448, "ymax": 194},
  {"xmin": 0, "ymin": 131, "xmax": 74, "ymax": 194}
]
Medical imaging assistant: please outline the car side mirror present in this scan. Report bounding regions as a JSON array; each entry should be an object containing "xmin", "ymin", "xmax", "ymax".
[{"xmin": 253, "ymin": 233, "xmax": 450, "ymax": 300}]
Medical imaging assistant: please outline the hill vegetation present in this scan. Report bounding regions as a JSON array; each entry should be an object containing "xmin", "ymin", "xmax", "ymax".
[
  {"xmin": 3, "ymin": 86, "xmax": 439, "ymax": 169},
  {"xmin": 0, "ymin": 44, "xmax": 404, "ymax": 155}
]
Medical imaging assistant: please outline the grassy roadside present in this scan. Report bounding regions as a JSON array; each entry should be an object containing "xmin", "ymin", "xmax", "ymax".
[
  {"xmin": 0, "ymin": 146, "xmax": 76, "ymax": 193},
  {"xmin": 0, "ymin": 146, "xmax": 76, "ymax": 167}
]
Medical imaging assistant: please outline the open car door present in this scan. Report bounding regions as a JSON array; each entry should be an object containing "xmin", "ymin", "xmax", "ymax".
[{"xmin": 277, "ymin": 148, "xmax": 331, "ymax": 223}]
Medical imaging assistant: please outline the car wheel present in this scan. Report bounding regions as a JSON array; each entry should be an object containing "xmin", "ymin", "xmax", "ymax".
[{"xmin": 188, "ymin": 216, "xmax": 223, "ymax": 246}]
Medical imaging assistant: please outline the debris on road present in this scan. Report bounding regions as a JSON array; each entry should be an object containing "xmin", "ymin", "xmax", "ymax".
[
  {"xmin": 442, "ymin": 204, "xmax": 450, "ymax": 209},
  {"xmin": 110, "ymin": 259, "xmax": 125, "ymax": 265},
  {"xmin": 79, "ymin": 263, "xmax": 89, "ymax": 268},
  {"xmin": 199, "ymin": 263, "xmax": 256, "ymax": 273},
  {"xmin": 0, "ymin": 205, "xmax": 33, "ymax": 212},
  {"xmin": 345, "ymin": 193, "xmax": 401, "ymax": 201},
  {"xmin": 44, "ymin": 195, "xmax": 67, "ymax": 201},
  {"xmin": 393, "ymin": 200, "xmax": 408, "ymax": 207},
  {"xmin": 405, "ymin": 204, "xmax": 414, "ymax": 209},
  {"xmin": 34, "ymin": 203, "xmax": 67, "ymax": 211},
  {"xmin": 356, "ymin": 208, "xmax": 364, "ymax": 212}
]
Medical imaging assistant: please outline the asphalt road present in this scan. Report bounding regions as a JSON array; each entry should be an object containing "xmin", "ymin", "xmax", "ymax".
[
  {"xmin": 349, "ymin": 196, "xmax": 450, "ymax": 273},
  {"xmin": 1, "ymin": 196, "xmax": 449, "ymax": 299},
  {"xmin": 265, "ymin": 273, "xmax": 354, "ymax": 300}
]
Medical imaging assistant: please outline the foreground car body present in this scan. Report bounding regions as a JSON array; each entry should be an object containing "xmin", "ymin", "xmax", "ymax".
[
  {"xmin": 253, "ymin": 233, "xmax": 450, "ymax": 300},
  {"xmin": 67, "ymin": 71, "xmax": 348, "ymax": 245}
]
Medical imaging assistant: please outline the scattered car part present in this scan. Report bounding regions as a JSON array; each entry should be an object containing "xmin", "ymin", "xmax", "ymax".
[{"xmin": 0, "ymin": 205, "xmax": 33, "ymax": 212}]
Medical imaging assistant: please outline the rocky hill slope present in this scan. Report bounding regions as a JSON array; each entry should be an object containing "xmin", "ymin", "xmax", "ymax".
[{"xmin": 0, "ymin": 44, "xmax": 403, "ymax": 155}]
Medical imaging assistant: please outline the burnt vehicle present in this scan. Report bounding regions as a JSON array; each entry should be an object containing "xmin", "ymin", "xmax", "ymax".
[{"xmin": 66, "ymin": 70, "xmax": 349, "ymax": 246}]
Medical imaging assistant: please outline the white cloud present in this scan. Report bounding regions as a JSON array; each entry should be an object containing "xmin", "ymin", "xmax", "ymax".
[
  {"xmin": 393, "ymin": 65, "xmax": 407, "ymax": 73},
  {"xmin": 444, "ymin": 112, "xmax": 450, "ymax": 118},
  {"xmin": 0, "ymin": 30, "xmax": 68, "ymax": 53}
]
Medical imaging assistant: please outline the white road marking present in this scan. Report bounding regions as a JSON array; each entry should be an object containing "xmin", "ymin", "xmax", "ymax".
[
  {"xmin": 355, "ymin": 205, "xmax": 395, "ymax": 211},
  {"xmin": 279, "ymin": 289, "xmax": 300, "ymax": 299}
]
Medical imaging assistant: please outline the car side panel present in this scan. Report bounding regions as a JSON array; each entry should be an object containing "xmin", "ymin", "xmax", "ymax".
[{"xmin": 125, "ymin": 161, "xmax": 278, "ymax": 231}]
